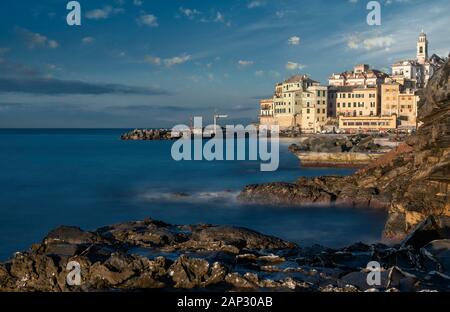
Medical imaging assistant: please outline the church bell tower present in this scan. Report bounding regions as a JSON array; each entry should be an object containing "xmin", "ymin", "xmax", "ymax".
[{"xmin": 417, "ymin": 31, "xmax": 428, "ymax": 64}]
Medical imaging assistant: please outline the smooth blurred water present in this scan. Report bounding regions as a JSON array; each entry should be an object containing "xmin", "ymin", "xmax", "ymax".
[{"xmin": 0, "ymin": 129, "xmax": 387, "ymax": 260}]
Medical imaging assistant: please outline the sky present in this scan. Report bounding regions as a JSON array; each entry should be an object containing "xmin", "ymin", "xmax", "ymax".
[{"xmin": 0, "ymin": 0, "xmax": 449, "ymax": 128}]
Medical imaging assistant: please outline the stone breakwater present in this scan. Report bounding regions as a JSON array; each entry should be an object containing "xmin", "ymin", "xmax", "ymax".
[
  {"xmin": 0, "ymin": 216, "xmax": 449, "ymax": 292},
  {"xmin": 121, "ymin": 129, "xmax": 176, "ymax": 141},
  {"xmin": 293, "ymin": 152, "xmax": 384, "ymax": 168},
  {"xmin": 239, "ymin": 57, "xmax": 450, "ymax": 241},
  {"xmin": 288, "ymin": 135, "xmax": 389, "ymax": 167}
]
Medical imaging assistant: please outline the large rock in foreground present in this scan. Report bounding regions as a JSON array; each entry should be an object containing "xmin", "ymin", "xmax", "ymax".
[{"xmin": 0, "ymin": 216, "xmax": 449, "ymax": 292}]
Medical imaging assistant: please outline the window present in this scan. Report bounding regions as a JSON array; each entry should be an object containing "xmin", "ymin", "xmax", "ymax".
[
  {"xmin": 317, "ymin": 109, "xmax": 320, "ymax": 113},
  {"xmin": 307, "ymin": 109, "xmax": 310, "ymax": 113}
]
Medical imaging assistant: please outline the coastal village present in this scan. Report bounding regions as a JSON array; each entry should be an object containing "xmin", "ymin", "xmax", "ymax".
[{"xmin": 259, "ymin": 32, "xmax": 446, "ymax": 134}]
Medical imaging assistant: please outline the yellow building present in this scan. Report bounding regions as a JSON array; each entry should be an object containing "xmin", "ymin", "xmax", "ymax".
[
  {"xmin": 339, "ymin": 115, "xmax": 397, "ymax": 132},
  {"xmin": 329, "ymin": 86, "xmax": 379, "ymax": 118},
  {"xmin": 381, "ymin": 80, "xmax": 419, "ymax": 129},
  {"xmin": 263, "ymin": 75, "xmax": 328, "ymax": 132},
  {"xmin": 259, "ymin": 98, "xmax": 275, "ymax": 126},
  {"xmin": 300, "ymin": 85, "xmax": 328, "ymax": 133}
]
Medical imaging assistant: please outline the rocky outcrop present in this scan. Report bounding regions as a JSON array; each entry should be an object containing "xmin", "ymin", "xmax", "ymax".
[
  {"xmin": 239, "ymin": 57, "xmax": 450, "ymax": 240},
  {"xmin": 0, "ymin": 216, "xmax": 448, "ymax": 292},
  {"xmin": 121, "ymin": 129, "xmax": 176, "ymax": 140},
  {"xmin": 239, "ymin": 176, "xmax": 390, "ymax": 209},
  {"xmin": 288, "ymin": 135, "xmax": 384, "ymax": 154}
]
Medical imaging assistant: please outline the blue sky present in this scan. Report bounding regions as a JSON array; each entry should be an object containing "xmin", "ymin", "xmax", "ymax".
[{"xmin": 0, "ymin": 0, "xmax": 449, "ymax": 128}]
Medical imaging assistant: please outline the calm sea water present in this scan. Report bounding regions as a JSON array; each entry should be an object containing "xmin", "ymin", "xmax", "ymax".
[{"xmin": 0, "ymin": 129, "xmax": 387, "ymax": 260}]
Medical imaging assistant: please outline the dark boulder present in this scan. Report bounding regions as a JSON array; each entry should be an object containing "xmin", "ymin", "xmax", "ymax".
[{"xmin": 401, "ymin": 216, "xmax": 450, "ymax": 249}]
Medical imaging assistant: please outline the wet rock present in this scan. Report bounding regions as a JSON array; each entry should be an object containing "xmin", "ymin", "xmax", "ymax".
[
  {"xmin": 225, "ymin": 273, "xmax": 258, "ymax": 289},
  {"xmin": 423, "ymin": 271, "xmax": 450, "ymax": 291},
  {"xmin": 122, "ymin": 272, "xmax": 166, "ymax": 289},
  {"xmin": 386, "ymin": 266, "xmax": 418, "ymax": 292},
  {"xmin": 97, "ymin": 219, "xmax": 187, "ymax": 248},
  {"xmin": 168, "ymin": 256, "xmax": 227, "ymax": 289},
  {"xmin": 421, "ymin": 239, "xmax": 450, "ymax": 274},
  {"xmin": 89, "ymin": 262, "xmax": 134, "ymax": 286},
  {"xmin": 401, "ymin": 216, "xmax": 450, "ymax": 249},
  {"xmin": 45, "ymin": 226, "xmax": 98, "ymax": 245},
  {"xmin": 190, "ymin": 225, "xmax": 296, "ymax": 250},
  {"xmin": 238, "ymin": 182, "xmax": 335, "ymax": 206},
  {"xmin": 1, "ymin": 217, "xmax": 449, "ymax": 292},
  {"xmin": 339, "ymin": 270, "xmax": 387, "ymax": 291},
  {"xmin": 320, "ymin": 284, "xmax": 360, "ymax": 292}
]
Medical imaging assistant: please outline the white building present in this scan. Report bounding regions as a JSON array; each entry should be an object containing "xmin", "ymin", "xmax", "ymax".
[
  {"xmin": 329, "ymin": 64, "xmax": 388, "ymax": 88},
  {"xmin": 392, "ymin": 31, "xmax": 445, "ymax": 89}
]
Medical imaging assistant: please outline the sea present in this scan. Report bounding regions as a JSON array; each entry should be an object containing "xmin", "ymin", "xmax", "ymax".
[{"xmin": 0, "ymin": 129, "xmax": 387, "ymax": 261}]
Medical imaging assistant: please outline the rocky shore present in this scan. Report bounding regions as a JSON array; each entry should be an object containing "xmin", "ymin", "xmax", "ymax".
[
  {"xmin": 239, "ymin": 57, "xmax": 450, "ymax": 241},
  {"xmin": 0, "ymin": 216, "xmax": 448, "ymax": 292}
]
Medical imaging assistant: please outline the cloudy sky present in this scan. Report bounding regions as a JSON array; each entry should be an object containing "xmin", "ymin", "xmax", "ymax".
[{"xmin": 0, "ymin": 0, "xmax": 449, "ymax": 128}]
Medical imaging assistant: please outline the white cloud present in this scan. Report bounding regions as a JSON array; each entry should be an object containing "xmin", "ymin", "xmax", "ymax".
[
  {"xmin": 137, "ymin": 14, "xmax": 158, "ymax": 27},
  {"xmin": 143, "ymin": 55, "xmax": 161, "ymax": 66},
  {"xmin": 238, "ymin": 60, "xmax": 254, "ymax": 67},
  {"xmin": 179, "ymin": 7, "xmax": 200, "ymax": 19},
  {"xmin": 17, "ymin": 28, "xmax": 59, "ymax": 49},
  {"xmin": 363, "ymin": 35, "xmax": 395, "ymax": 50},
  {"xmin": 164, "ymin": 55, "xmax": 191, "ymax": 67},
  {"xmin": 214, "ymin": 12, "xmax": 231, "ymax": 26},
  {"xmin": 346, "ymin": 34, "xmax": 395, "ymax": 51},
  {"xmin": 85, "ymin": 6, "xmax": 124, "ymax": 20},
  {"xmin": 248, "ymin": 1, "xmax": 265, "ymax": 9},
  {"xmin": 346, "ymin": 35, "xmax": 360, "ymax": 49},
  {"xmin": 285, "ymin": 62, "xmax": 305, "ymax": 71},
  {"xmin": 288, "ymin": 36, "xmax": 300, "ymax": 45},
  {"xmin": 81, "ymin": 37, "xmax": 94, "ymax": 45},
  {"xmin": 133, "ymin": 0, "xmax": 143, "ymax": 6},
  {"xmin": 48, "ymin": 40, "xmax": 59, "ymax": 49},
  {"xmin": 255, "ymin": 70, "xmax": 264, "ymax": 76},
  {"xmin": 143, "ymin": 54, "xmax": 191, "ymax": 67}
]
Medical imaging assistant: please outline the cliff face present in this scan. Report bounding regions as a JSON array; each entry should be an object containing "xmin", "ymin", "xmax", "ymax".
[
  {"xmin": 371, "ymin": 57, "xmax": 450, "ymax": 239},
  {"xmin": 240, "ymin": 57, "xmax": 450, "ymax": 240}
]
